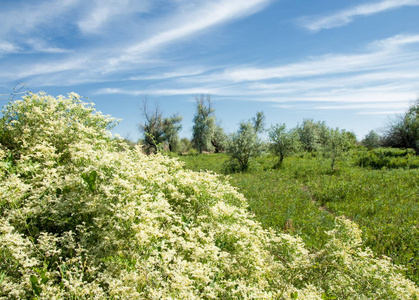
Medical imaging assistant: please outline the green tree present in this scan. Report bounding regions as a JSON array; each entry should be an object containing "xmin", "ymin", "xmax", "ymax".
[
  {"xmin": 324, "ymin": 128, "xmax": 355, "ymax": 171},
  {"xmin": 179, "ymin": 137, "xmax": 192, "ymax": 154},
  {"xmin": 162, "ymin": 114, "xmax": 183, "ymax": 153},
  {"xmin": 192, "ymin": 94, "xmax": 216, "ymax": 153},
  {"xmin": 139, "ymin": 101, "xmax": 182, "ymax": 154},
  {"xmin": 227, "ymin": 121, "xmax": 261, "ymax": 171},
  {"xmin": 362, "ymin": 130, "xmax": 381, "ymax": 150},
  {"xmin": 268, "ymin": 124, "xmax": 300, "ymax": 168},
  {"xmin": 211, "ymin": 125, "xmax": 228, "ymax": 153},
  {"xmin": 139, "ymin": 103, "xmax": 164, "ymax": 154},
  {"xmin": 383, "ymin": 99, "xmax": 419, "ymax": 153},
  {"xmin": 296, "ymin": 119, "xmax": 321, "ymax": 152},
  {"xmin": 252, "ymin": 111, "xmax": 265, "ymax": 134}
]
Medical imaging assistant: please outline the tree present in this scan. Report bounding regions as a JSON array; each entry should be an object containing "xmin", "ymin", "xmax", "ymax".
[
  {"xmin": 382, "ymin": 99, "xmax": 419, "ymax": 153},
  {"xmin": 252, "ymin": 111, "xmax": 265, "ymax": 134},
  {"xmin": 179, "ymin": 137, "xmax": 192, "ymax": 154},
  {"xmin": 227, "ymin": 121, "xmax": 261, "ymax": 171},
  {"xmin": 211, "ymin": 125, "xmax": 228, "ymax": 153},
  {"xmin": 324, "ymin": 128, "xmax": 355, "ymax": 171},
  {"xmin": 296, "ymin": 119, "xmax": 321, "ymax": 152},
  {"xmin": 139, "ymin": 100, "xmax": 182, "ymax": 154},
  {"xmin": 139, "ymin": 101, "xmax": 164, "ymax": 154},
  {"xmin": 268, "ymin": 124, "xmax": 300, "ymax": 168},
  {"xmin": 362, "ymin": 130, "xmax": 381, "ymax": 150},
  {"xmin": 192, "ymin": 94, "xmax": 215, "ymax": 153},
  {"xmin": 162, "ymin": 114, "xmax": 183, "ymax": 153}
]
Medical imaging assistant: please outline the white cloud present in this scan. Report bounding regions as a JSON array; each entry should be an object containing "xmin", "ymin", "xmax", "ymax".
[
  {"xmin": 0, "ymin": 0, "xmax": 78, "ymax": 56},
  {"xmin": 0, "ymin": 0, "xmax": 274, "ymax": 84},
  {"xmin": 0, "ymin": 57, "xmax": 87, "ymax": 81},
  {"xmin": 358, "ymin": 110, "xmax": 406, "ymax": 115},
  {"xmin": 299, "ymin": 0, "xmax": 419, "ymax": 32},
  {"xmin": 209, "ymin": 34, "xmax": 419, "ymax": 82},
  {"xmin": 96, "ymin": 87, "xmax": 218, "ymax": 96},
  {"xmin": 0, "ymin": 0, "xmax": 79, "ymax": 36},
  {"xmin": 0, "ymin": 42, "xmax": 20, "ymax": 54},
  {"xmin": 315, "ymin": 102, "xmax": 410, "ymax": 110},
  {"xmin": 77, "ymin": 0, "xmax": 151, "ymax": 34},
  {"xmin": 107, "ymin": 0, "xmax": 272, "ymax": 68},
  {"xmin": 129, "ymin": 67, "xmax": 210, "ymax": 81}
]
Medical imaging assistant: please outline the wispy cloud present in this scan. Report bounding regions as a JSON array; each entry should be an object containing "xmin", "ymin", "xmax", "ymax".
[
  {"xmin": 358, "ymin": 110, "xmax": 406, "ymax": 115},
  {"xmin": 107, "ymin": 0, "xmax": 272, "ymax": 68},
  {"xmin": 128, "ymin": 67, "xmax": 211, "ymax": 81},
  {"xmin": 0, "ymin": 0, "xmax": 274, "ymax": 82},
  {"xmin": 97, "ymin": 87, "xmax": 219, "ymax": 96},
  {"xmin": 218, "ymin": 34, "xmax": 419, "ymax": 82},
  {"xmin": 0, "ymin": 0, "xmax": 79, "ymax": 55},
  {"xmin": 0, "ymin": 42, "xmax": 20, "ymax": 55},
  {"xmin": 77, "ymin": 0, "xmax": 152, "ymax": 34},
  {"xmin": 315, "ymin": 102, "xmax": 410, "ymax": 110},
  {"xmin": 128, "ymin": 33, "xmax": 419, "ymax": 114},
  {"xmin": 299, "ymin": 0, "xmax": 419, "ymax": 32},
  {"xmin": 0, "ymin": 0, "xmax": 79, "ymax": 37}
]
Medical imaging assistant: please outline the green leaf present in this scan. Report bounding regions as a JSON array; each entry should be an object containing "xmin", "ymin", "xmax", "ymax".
[
  {"xmin": 81, "ymin": 170, "xmax": 98, "ymax": 192},
  {"xmin": 30, "ymin": 274, "xmax": 42, "ymax": 296},
  {"xmin": 290, "ymin": 291, "xmax": 298, "ymax": 299}
]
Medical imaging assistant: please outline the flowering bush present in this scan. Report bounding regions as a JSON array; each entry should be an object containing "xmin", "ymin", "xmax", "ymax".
[{"xmin": 0, "ymin": 92, "xmax": 418, "ymax": 299}]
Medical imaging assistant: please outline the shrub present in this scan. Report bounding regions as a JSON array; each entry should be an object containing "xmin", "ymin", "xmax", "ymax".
[
  {"xmin": 0, "ymin": 92, "xmax": 418, "ymax": 299},
  {"xmin": 268, "ymin": 124, "xmax": 300, "ymax": 168},
  {"xmin": 227, "ymin": 122, "xmax": 261, "ymax": 172},
  {"xmin": 357, "ymin": 147, "xmax": 419, "ymax": 169},
  {"xmin": 382, "ymin": 99, "xmax": 419, "ymax": 153}
]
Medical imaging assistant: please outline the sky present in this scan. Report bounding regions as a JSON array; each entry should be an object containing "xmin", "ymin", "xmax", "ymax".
[{"xmin": 1, "ymin": 0, "xmax": 419, "ymax": 141}]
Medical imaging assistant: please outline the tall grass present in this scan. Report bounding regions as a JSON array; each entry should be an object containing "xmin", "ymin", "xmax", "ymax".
[{"xmin": 178, "ymin": 151, "xmax": 419, "ymax": 284}]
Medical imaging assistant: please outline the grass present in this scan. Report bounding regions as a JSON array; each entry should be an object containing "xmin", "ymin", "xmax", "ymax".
[{"xmin": 177, "ymin": 150, "xmax": 419, "ymax": 284}]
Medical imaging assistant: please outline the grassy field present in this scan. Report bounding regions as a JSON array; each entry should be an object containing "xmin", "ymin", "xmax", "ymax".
[{"xmin": 177, "ymin": 151, "xmax": 419, "ymax": 284}]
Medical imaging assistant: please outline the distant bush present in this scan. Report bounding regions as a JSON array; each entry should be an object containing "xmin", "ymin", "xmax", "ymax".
[
  {"xmin": 357, "ymin": 147, "xmax": 419, "ymax": 169},
  {"xmin": 227, "ymin": 121, "xmax": 262, "ymax": 172},
  {"xmin": 362, "ymin": 130, "xmax": 382, "ymax": 149},
  {"xmin": 0, "ymin": 92, "xmax": 418, "ymax": 299},
  {"xmin": 382, "ymin": 99, "xmax": 419, "ymax": 153}
]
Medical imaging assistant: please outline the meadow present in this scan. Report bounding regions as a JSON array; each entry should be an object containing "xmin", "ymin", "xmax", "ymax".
[{"xmin": 178, "ymin": 150, "xmax": 419, "ymax": 284}]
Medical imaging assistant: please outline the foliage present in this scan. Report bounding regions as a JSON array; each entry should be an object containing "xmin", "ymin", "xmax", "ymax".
[
  {"xmin": 362, "ymin": 130, "xmax": 382, "ymax": 149},
  {"xmin": 252, "ymin": 111, "xmax": 265, "ymax": 134},
  {"xmin": 179, "ymin": 137, "xmax": 193, "ymax": 154},
  {"xmin": 382, "ymin": 99, "xmax": 419, "ymax": 153},
  {"xmin": 296, "ymin": 119, "xmax": 324, "ymax": 152},
  {"xmin": 139, "ymin": 102, "xmax": 182, "ymax": 154},
  {"xmin": 211, "ymin": 125, "xmax": 228, "ymax": 153},
  {"xmin": 162, "ymin": 114, "xmax": 183, "ymax": 153},
  {"xmin": 1, "ymin": 93, "xmax": 418, "ymax": 299},
  {"xmin": 322, "ymin": 128, "xmax": 356, "ymax": 171},
  {"xmin": 227, "ymin": 121, "xmax": 262, "ymax": 172},
  {"xmin": 191, "ymin": 94, "xmax": 215, "ymax": 153},
  {"xmin": 357, "ymin": 147, "xmax": 419, "ymax": 169},
  {"xmin": 268, "ymin": 124, "xmax": 300, "ymax": 168}
]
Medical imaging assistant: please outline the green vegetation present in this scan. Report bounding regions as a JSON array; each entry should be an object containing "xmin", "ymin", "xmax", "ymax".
[
  {"xmin": 192, "ymin": 94, "xmax": 216, "ymax": 153},
  {"xmin": 178, "ymin": 151, "xmax": 419, "ymax": 284},
  {"xmin": 1, "ymin": 92, "xmax": 418, "ymax": 299},
  {"xmin": 139, "ymin": 101, "xmax": 183, "ymax": 154},
  {"xmin": 382, "ymin": 99, "xmax": 419, "ymax": 153}
]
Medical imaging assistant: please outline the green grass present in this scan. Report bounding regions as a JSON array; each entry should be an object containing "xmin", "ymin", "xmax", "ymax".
[{"xmin": 178, "ymin": 150, "xmax": 419, "ymax": 284}]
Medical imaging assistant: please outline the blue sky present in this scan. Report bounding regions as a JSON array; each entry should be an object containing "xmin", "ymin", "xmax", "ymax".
[{"xmin": 1, "ymin": 0, "xmax": 419, "ymax": 141}]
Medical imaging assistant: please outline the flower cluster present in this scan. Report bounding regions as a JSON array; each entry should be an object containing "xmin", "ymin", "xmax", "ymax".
[{"xmin": 0, "ymin": 92, "xmax": 418, "ymax": 299}]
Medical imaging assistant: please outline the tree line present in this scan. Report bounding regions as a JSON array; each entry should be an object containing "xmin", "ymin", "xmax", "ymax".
[{"xmin": 139, "ymin": 95, "xmax": 419, "ymax": 171}]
